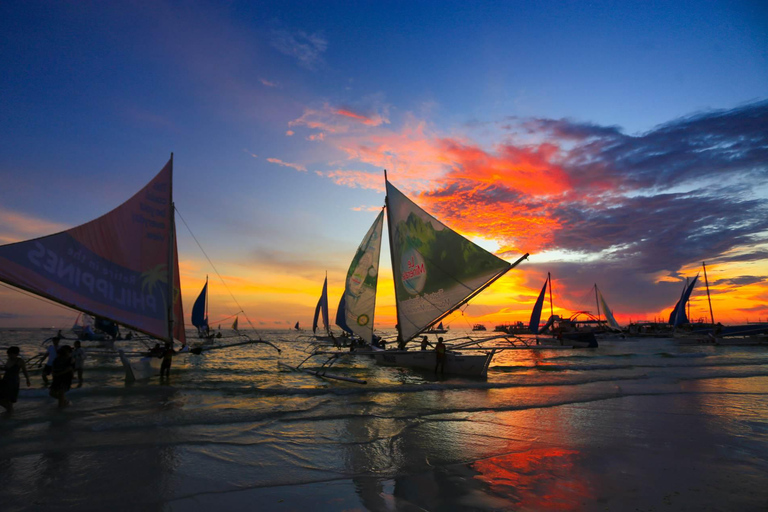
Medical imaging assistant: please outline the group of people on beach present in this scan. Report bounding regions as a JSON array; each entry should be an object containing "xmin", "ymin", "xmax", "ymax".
[{"xmin": 0, "ymin": 330, "xmax": 87, "ymax": 412}]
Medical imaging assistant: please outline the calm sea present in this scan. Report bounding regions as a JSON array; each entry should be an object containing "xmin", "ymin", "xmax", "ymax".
[{"xmin": 1, "ymin": 328, "xmax": 767, "ymax": 511}]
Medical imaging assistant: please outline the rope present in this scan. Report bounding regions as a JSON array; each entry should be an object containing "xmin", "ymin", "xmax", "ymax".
[{"xmin": 175, "ymin": 207, "xmax": 263, "ymax": 340}]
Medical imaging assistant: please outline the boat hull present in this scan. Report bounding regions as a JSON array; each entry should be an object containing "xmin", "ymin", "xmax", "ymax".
[{"xmin": 372, "ymin": 348, "xmax": 493, "ymax": 376}]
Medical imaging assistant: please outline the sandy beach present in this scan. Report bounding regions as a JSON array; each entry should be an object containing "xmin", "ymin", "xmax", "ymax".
[{"xmin": 1, "ymin": 329, "xmax": 767, "ymax": 511}]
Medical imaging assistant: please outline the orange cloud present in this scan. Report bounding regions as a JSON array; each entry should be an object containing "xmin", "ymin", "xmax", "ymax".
[{"xmin": 0, "ymin": 207, "xmax": 71, "ymax": 244}]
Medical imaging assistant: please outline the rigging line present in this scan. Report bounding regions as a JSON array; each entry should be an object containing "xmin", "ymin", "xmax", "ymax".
[
  {"xmin": 174, "ymin": 207, "xmax": 263, "ymax": 340},
  {"xmin": 0, "ymin": 282, "xmax": 80, "ymax": 315}
]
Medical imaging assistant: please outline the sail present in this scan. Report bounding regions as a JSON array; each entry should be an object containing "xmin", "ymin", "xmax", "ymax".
[
  {"xmin": 191, "ymin": 279, "xmax": 208, "ymax": 329},
  {"xmin": 232, "ymin": 316, "xmax": 238, "ymax": 331},
  {"xmin": 597, "ymin": 290, "xmax": 622, "ymax": 330},
  {"xmin": 528, "ymin": 278, "xmax": 549, "ymax": 334},
  {"xmin": 386, "ymin": 180, "xmax": 512, "ymax": 341},
  {"xmin": 312, "ymin": 276, "xmax": 329, "ymax": 334},
  {"xmin": 0, "ymin": 158, "xmax": 185, "ymax": 344},
  {"xmin": 669, "ymin": 275, "xmax": 699, "ymax": 326},
  {"xmin": 335, "ymin": 210, "xmax": 384, "ymax": 343},
  {"xmin": 294, "ymin": 321, "xmax": 300, "ymax": 330}
]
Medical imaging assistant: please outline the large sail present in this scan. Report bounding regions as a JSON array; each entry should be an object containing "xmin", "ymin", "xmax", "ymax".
[
  {"xmin": 528, "ymin": 277, "xmax": 549, "ymax": 334},
  {"xmin": 669, "ymin": 275, "xmax": 699, "ymax": 326},
  {"xmin": 0, "ymin": 158, "xmax": 185, "ymax": 344},
  {"xmin": 598, "ymin": 289, "xmax": 622, "ymax": 330},
  {"xmin": 335, "ymin": 210, "xmax": 384, "ymax": 343},
  {"xmin": 386, "ymin": 180, "xmax": 513, "ymax": 341},
  {"xmin": 312, "ymin": 276, "xmax": 329, "ymax": 335}
]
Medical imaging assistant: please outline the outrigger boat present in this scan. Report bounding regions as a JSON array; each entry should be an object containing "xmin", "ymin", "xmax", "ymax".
[
  {"xmin": 0, "ymin": 155, "xmax": 278, "ymax": 381},
  {"xmin": 527, "ymin": 272, "xmax": 599, "ymax": 348},
  {"xmin": 672, "ymin": 262, "xmax": 768, "ymax": 346},
  {"xmin": 283, "ymin": 172, "xmax": 531, "ymax": 380}
]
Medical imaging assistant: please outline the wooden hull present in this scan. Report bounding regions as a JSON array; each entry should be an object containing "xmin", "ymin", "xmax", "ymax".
[{"xmin": 372, "ymin": 348, "xmax": 494, "ymax": 376}]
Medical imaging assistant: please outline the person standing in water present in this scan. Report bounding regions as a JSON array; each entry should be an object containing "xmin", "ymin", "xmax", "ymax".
[
  {"xmin": 0, "ymin": 347, "xmax": 32, "ymax": 413},
  {"xmin": 434, "ymin": 337, "xmax": 446, "ymax": 374},
  {"xmin": 41, "ymin": 336, "xmax": 60, "ymax": 386},
  {"xmin": 160, "ymin": 341, "xmax": 175, "ymax": 378},
  {"xmin": 72, "ymin": 340, "xmax": 86, "ymax": 387},
  {"xmin": 49, "ymin": 345, "xmax": 75, "ymax": 408}
]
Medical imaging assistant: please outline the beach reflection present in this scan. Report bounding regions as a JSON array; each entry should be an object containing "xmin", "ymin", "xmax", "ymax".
[
  {"xmin": 471, "ymin": 445, "xmax": 590, "ymax": 511},
  {"xmin": 338, "ymin": 375, "xmax": 597, "ymax": 511}
]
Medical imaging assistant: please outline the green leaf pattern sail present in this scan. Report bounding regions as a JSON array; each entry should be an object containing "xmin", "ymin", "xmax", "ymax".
[
  {"xmin": 386, "ymin": 180, "xmax": 512, "ymax": 341},
  {"xmin": 338, "ymin": 210, "xmax": 384, "ymax": 343}
]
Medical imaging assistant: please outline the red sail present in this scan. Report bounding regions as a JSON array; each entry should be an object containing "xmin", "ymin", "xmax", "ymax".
[{"xmin": 0, "ymin": 158, "xmax": 185, "ymax": 344}]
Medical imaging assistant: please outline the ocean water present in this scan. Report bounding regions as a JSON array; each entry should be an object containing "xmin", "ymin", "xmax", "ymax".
[{"xmin": 1, "ymin": 328, "xmax": 767, "ymax": 511}]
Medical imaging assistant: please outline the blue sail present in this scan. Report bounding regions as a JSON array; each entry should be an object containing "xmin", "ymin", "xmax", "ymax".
[
  {"xmin": 335, "ymin": 295, "xmax": 352, "ymax": 334},
  {"xmin": 670, "ymin": 275, "xmax": 699, "ymax": 326},
  {"xmin": 313, "ymin": 276, "xmax": 329, "ymax": 334},
  {"xmin": 528, "ymin": 278, "xmax": 549, "ymax": 334},
  {"xmin": 191, "ymin": 281, "xmax": 208, "ymax": 329}
]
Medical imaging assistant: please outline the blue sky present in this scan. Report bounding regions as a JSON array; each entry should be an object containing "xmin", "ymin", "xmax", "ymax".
[{"xmin": 1, "ymin": 1, "xmax": 767, "ymax": 327}]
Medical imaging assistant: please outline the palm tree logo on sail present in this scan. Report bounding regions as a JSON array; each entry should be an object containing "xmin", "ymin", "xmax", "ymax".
[{"xmin": 141, "ymin": 263, "xmax": 169, "ymax": 313}]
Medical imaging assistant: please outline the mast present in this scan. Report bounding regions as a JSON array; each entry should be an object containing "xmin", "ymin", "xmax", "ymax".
[
  {"xmin": 205, "ymin": 275, "xmax": 209, "ymax": 327},
  {"xmin": 383, "ymin": 169, "xmax": 402, "ymax": 341},
  {"xmin": 167, "ymin": 152, "xmax": 175, "ymax": 344},
  {"xmin": 703, "ymin": 261, "xmax": 715, "ymax": 325},
  {"xmin": 325, "ymin": 270, "xmax": 330, "ymax": 335}
]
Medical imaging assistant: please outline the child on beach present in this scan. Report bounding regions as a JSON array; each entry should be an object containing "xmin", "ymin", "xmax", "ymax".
[
  {"xmin": 49, "ymin": 345, "xmax": 75, "ymax": 408},
  {"xmin": 72, "ymin": 340, "xmax": 86, "ymax": 387},
  {"xmin": 0, "ymin": 346, "xmax": 32, "ymax": 413}
]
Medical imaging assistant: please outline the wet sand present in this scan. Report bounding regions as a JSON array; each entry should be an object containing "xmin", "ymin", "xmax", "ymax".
[{"xmin": 1, "ymin": 332, "xmax": 767, "ymax": 511}]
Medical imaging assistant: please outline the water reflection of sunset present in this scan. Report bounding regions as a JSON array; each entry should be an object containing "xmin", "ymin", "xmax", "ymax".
[{"xmin": 472, "ymin": 446, "xmax": 591, "ymax": 511}]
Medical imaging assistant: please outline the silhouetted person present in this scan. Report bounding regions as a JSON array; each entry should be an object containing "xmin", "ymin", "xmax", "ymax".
[
  {"xmin": 435, "ymin": 337, "xmax": 446, "ymax": 374},
  {"xmin": 49, "ymin": 345, "xmax": 74, "ymax": 408},
  {"xmin": 160, "ymin": 341, "xmax": 175, "ymax": 378},
  {"xmin": 0, "ymin": 346, "xmax": 31, "ymax": 412}
]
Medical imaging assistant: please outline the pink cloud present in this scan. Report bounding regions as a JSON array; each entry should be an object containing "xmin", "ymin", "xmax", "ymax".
[
  {"xmin": 267, "ymin": 158, "xmax": 307, "ymax": 172},
  {"xmin": 334, "ymin": 108, "xmax": 389, "ymax": 127},
  {"xmin": 314, "ymin": 170, "xmax": 384, "ymax": 191}
]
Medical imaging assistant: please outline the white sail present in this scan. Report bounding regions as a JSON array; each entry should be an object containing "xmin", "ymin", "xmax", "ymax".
[
  {"xmin": 598, "ymin": 290, "xmax": 622, "ymax": 331},
  {"xmin": 385, "ymin": 180, "xmax": 513, "ymax": 341},
  {"xmin": 336, "ymin": 210, "xmax": 384, "ymax": 343}
]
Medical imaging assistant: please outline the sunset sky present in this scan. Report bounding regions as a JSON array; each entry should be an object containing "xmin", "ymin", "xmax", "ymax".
[{"xmin": 1, "ymin": 1, "xmax": 767, "ymax": 330}]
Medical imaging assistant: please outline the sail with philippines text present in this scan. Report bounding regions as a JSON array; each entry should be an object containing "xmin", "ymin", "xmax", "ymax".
[{"xmin": 0, "ymin": 156, "xmax": 186, "ymax": 380}]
